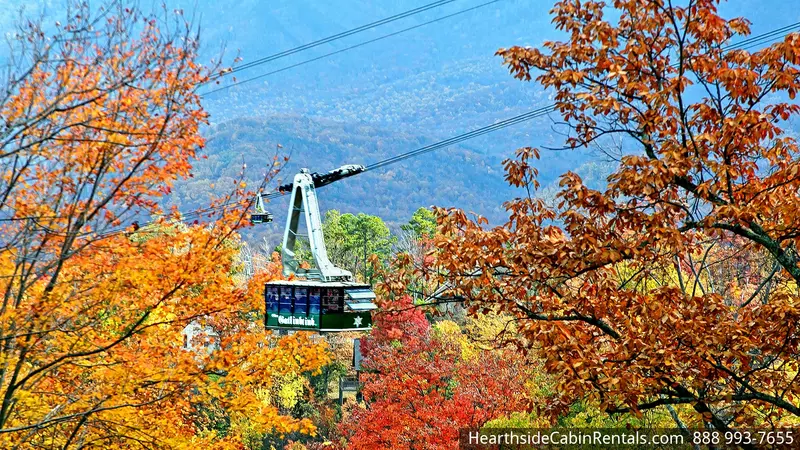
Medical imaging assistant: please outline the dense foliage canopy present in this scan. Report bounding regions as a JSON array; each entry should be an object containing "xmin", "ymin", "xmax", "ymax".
[
  {"xmin": 436, "ymin": 0, "xmax": 800, "ymax": 430},
  {"xmin": 5, "ymin": 0, "xmax": 800, "ymax": 448},
  {"xmin": 0, "ymin": 3, "xmax": 328, "ymax": 448}
]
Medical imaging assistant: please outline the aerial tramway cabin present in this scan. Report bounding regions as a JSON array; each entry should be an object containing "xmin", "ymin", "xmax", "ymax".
[
  {"xmin": 259, "ymin": 165, "xmax": 378, "ymax": 333},
  {"xmin": 265, "ymin": 281, "xmax": 376, "ymax": 332}
]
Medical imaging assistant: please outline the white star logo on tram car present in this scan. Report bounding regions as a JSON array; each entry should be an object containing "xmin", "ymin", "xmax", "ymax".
[{"xmin": 353, "ymin": 316, "xmax": 363, "ymax": 327}]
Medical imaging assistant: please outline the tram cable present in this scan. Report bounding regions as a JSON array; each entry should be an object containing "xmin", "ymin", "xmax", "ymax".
[
  {"xmin": 725, "ymin": 21, "xmax": 800, "ymax": 50},
  {"xmin": 364, "ymin": 105, "xmax": 557, "ymax": 171},
  {"xmin": 6, "ymin": 22, "xmax": 800, "ymax": 231},
  {"xmin": 204, "ymin": 0, "xmax": 461, "ymax": 83},
  {"xmin": 200, "ymin": 0, "xmax": 505, "ymax": 97},
  {"xmin": 87, "ymin": 104, "xmax": 554, "ymax": 238}
]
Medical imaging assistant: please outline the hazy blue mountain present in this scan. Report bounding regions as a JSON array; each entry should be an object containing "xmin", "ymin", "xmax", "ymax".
[
  {"xmin": 2, "ymin": 0, "xmax": 798, "ymax": 242},
  {"xmin": 169, "ymin": 114, "xmax": 520, "ymax": 245},
  {"xmin": 167, "ymin": 112, "xmax": 626, "ymax": 248}
]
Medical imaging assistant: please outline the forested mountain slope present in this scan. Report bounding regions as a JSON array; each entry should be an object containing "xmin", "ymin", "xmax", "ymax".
[
  {"xmin": 170, "ymin": 114, "xmax": 514, "ymax": 240},
  {"xmin": 3, "ymin": 0, "xmax": 797, "ymax": 241},
  {"xmin": 169, "ymin": 114, "xmax": 618, "ymax": 246}
]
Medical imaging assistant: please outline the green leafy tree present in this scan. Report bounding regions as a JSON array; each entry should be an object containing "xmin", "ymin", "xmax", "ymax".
[
  {"xmin": 322, "ymin": 210, "xmax": 395, "ymax": 282},
  {"xmin": 400, "ymin": 207, "xmax": 437, "ymax": 240}
]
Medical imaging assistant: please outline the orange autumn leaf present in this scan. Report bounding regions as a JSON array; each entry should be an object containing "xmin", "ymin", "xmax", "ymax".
[
  {"xmin": 437, "ymin": 0, "xmax": 800, "ymax": 431},
  {"xmin": 0, "ymin": 2, "xmax": 325, "ymax": 448}
]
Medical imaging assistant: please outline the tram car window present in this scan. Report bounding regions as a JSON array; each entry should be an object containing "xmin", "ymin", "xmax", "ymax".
[
  {"xmin": 309, "ymin": 288, "xmax": 321, "ymax": 315},
  {"xmin": 323, "ymin": 288, "xmax": 341, "ymax": 312},
  {"xmin": 294, "ymin": 287, "xmax": 308, "ymax": 316},
  {"xmin": 279, "ymin": 287, "xmax": 292, "ymax": 314},
  {"xmin": 344, "ymin": 287, "xmax": 378, "ymax": 311},
  {"xmin": 266, "ymin": 287, "xmax": 279, "ymax": 314}
]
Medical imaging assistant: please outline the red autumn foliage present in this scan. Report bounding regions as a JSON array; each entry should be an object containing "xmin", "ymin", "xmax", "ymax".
[
  {"xmin": 435, "ymin": 0, "xmax": 800, "ymax": 431},
  {"xmin": 340, "ymin": 295, "xmax": 530, "ymax": 450}
]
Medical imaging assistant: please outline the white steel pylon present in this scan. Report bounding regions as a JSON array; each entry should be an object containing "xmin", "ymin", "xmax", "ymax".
[{"xmin": 281, "ymin": 169, "xmax": 353, "ymax": 282}]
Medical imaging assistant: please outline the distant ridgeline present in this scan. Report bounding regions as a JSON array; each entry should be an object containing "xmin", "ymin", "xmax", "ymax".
[{"xmin": 168, "ymin": 114, "xmax": 613, "ymax": 246}]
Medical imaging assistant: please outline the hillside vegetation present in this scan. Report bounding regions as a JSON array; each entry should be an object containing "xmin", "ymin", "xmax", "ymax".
[{"xmin": 170, "ymin": 114, "xmax": 618, "ymax": 246}]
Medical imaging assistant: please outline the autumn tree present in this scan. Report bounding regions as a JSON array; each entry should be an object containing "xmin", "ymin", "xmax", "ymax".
[
  {"xmin": 401, "ymin": 207, "xmax": 437, "ymax": 241},
  {"xmin": 393, "ymin": 208, "xmax": 445, "ymax": 305},
  {"xmin": 332, "ymin": 254, "xmax": 532, "ymax": 450},
  {"xmin": 436, "ymin": 0, "xmax": 800, "ymax": 432},
  {"xmin": 339, "ymin": 300, "xmax": 531, "ymax": 450},
  {"xmin": 0, "ymin": 2, "xmax": 327, "ymax": 448}
]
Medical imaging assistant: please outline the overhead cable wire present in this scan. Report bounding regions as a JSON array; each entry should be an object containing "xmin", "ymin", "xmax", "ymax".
[
  {"xmin": 4, "ymin": 2, "xmax": 498, "ymax": 228},
  {"xmin": 200, "ymin": 0, "xmax": 504, "ymax": 97},
  {"xmin": 204, "ymin": 0, "xmax": 460, "ymax": 83},
  {"xmin": 365, "ymin": 105, "xmax": 557, "ymax": 171},
  {"xmin": 91, "ymin": 105, "xmax": 555, "ymax": 238},
  {"xmin": 9, "ymin": 21, "xmax": 800, "ymax": 232},
  {"xmin": 724, "ymin": 21, "xmax": 800, "ymax": 50}
]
